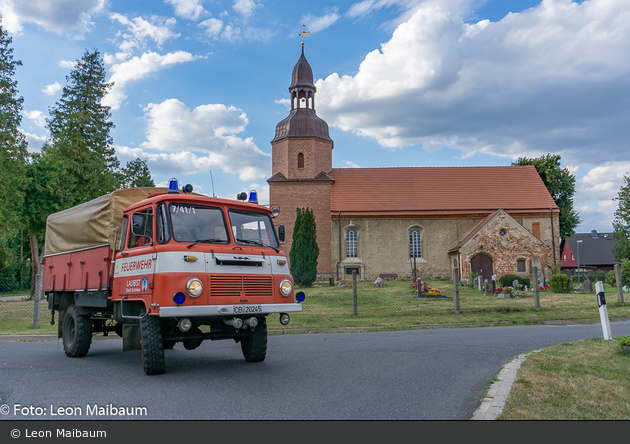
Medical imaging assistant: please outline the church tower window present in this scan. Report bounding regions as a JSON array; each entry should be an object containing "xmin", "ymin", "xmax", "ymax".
[{"xmin": 298, "ymin": 152, "xmax": 304, "ymax": 169}]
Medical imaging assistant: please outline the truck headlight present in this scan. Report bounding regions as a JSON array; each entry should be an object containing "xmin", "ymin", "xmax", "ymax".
[
  {"xmin": 186, "ymin": 278, "xmax": 203, "ymax": 297},
  {"xmin": 279, "ymin": 279, "xmax": 293, "ymax": 297}
]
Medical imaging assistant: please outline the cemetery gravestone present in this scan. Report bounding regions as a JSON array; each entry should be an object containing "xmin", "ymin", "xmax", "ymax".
[{"xmin": 583, "ymin": 278, "xmax": 592, "ymax": 293}]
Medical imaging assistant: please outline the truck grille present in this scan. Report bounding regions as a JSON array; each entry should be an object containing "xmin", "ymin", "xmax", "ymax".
[{"xmin": 210, "ymin": 275, "xmax": 273, "ymax": 298}]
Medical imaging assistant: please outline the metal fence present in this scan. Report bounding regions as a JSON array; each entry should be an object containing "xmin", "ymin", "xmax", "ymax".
[
  {"xmin": 1, "ymin": 265, "xmax": 628, "ymax": 333},
  {"xmin": 0, "ymin": 274, "xmax": 50, "ymax": 332},
  {"xmin": 290, "ymin": 265, "xmax": 628, "ymax": 322}
]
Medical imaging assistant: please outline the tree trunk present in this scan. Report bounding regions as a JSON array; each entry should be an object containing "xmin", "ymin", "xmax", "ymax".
[{"xmin": 29, "ymin": 230, "xmax": 42, "ymax": 300}]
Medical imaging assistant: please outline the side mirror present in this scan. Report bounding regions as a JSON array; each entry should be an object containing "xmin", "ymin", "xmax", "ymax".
[
  {"xmin": 131, "ymin": 214, "xmax": 146, "ymax": 236},
  {"xmin": 278, "ymin": 225, "xmax": 286, "ymax": 243}
]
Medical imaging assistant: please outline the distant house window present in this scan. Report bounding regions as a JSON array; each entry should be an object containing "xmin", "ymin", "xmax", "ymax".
[
  {"xmin": 563, "ymin": 254, "xmax": 567, "ymax": 261},
  {"xmin": 572, "ymin": 254, "xmax": 574, "ymax": 261},
  {"xmin": 409, "ymin": 228, "xmax": 422, "ymax": 258},
  {"xmin": 346, "ymin": 229, "xmax": 358, "ymax": 258},
  {"xmin": 297, "ymin": 153, "xmax": 304, "ymax": 169},
  {"xmin": 517, "ymin": 259, "xmax": 526, "ymax": 272}
]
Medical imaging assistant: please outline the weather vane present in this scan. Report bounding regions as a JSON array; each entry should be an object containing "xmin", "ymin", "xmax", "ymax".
[{"xmin": 299, "ymin": 24, "xmax": 310, "ymax": 47}]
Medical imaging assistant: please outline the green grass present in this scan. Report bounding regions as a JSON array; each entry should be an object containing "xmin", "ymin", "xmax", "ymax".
[
  {"xmin": 1, "ymin": 279, "xmax": 629, "ymax": 335},
  {"xmin": 499, "ymin": 338, "xmax": 630, "ymax": 420}
]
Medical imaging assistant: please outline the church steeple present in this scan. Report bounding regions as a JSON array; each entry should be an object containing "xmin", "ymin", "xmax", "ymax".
[
  {"xmin": 268, "ymin": 40, "xmax": 335, "ymax": 278},
  {"xmin": 271, "ymin": 45, "xmax": 332, "ymax": 143}
]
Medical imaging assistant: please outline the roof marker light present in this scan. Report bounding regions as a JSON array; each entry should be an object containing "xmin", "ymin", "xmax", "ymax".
[
  {"xmin": 248, "ymin": 190, "xmax": 258, "ymax": 204},
  {"xmin": 168, "ymin": 178, "xmax": 180, "ymax": 194}
]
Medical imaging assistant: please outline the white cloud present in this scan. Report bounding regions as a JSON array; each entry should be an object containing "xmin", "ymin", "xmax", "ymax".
[
  {"xmin": 578, "ymin": 162, "xmax": 630, "ymax": 207},
  {"xmin": 316, "ymin": 0, "xmax": 630, "ymax": 167},
  {"xmin": 42, "ymin": 82, "xmax": 62, "ymax": 96},
  {"xmin": 21, "ymin": 130, "xmax": 46, "ymax": 152},
  {"xmin": 165, "ymin": 0, "xmax": 205, "ymax": 21},
  {"xmin": 274, "ymin": 98, "xmax": 290, "ymax": 108},
  {"xmin": 103, "ymin": 51, "xmax": 199, "ymax": 110},
  {"xmin": 300, "ymin": 7, "xmax": 341, "ymax": 33},
  {"xmin": 233, "ymin": 0, "xmax": 261, "ymax": 18},
  {"xmin": 139, "ymin": 99, "xmax": 270, "ymax": 181},
  {"xmin": 108, "ymin": 13, "xmax": 180, "ymax": 61},
  {"xmin": 59, "ymin": 60, "xmax": 77, "ymax": 69},
  {"xmin": 0, "ymin": 0, "xmax": 106, "ymax": 37},
  {"xmin": 24, "ymin": 110, "xmax": 47, "ymax": 127},
  {"xmin": 199, "ymin": 18, "xmax": 224, "ymax": 38}
]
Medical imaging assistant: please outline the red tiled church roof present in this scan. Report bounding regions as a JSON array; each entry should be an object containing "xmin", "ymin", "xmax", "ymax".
[{"xmin": 329, "ymin": 165, "xmax": 558, "ymax": 215}]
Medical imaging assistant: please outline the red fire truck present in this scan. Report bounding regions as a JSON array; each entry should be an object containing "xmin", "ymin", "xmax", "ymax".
[{"xmin": 43, "ymin": 179, "xmax": 304, "ymax": 375}]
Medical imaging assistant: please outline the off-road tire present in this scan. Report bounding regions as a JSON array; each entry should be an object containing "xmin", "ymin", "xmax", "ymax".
[
  {"xmin": 62, "ymin": 305, "xmax": 93, "ymax": 358},
  {"xmin": 240, "ymin": 317, "xmax": 267, "ymax": 362},
  {"xmin": 141, "ymin": 315, "xmax": 165, "ymax": 375}
]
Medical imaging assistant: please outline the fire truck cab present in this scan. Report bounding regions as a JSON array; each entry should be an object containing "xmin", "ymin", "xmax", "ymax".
[{"xmin": 44, "ymin": 179, "xmax": 304, "ymax": 375}]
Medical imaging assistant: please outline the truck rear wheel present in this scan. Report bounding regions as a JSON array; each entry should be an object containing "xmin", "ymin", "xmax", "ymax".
[
  {"xmin": 240, "ymin": 317, "xmax": 267, "ymax": 362},
  {"xmin": 62, "ymin": 305, "xmax": 93, "ymax": 358},
  {"xmin": 141, "ymin": 315, "xmax": 165, "ymax": 375}
]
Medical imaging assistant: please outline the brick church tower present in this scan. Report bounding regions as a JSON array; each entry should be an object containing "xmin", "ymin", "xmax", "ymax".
[{"xmin": 268, "ymin": 43, "xmax": 334, "ymax": 277}]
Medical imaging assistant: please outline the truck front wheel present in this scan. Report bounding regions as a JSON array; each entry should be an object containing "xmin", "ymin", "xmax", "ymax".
[
  {"xmin": 62, "ymin": 305, "xmax": 93, "ymax": 358},
  {"xmin": 141, "ymin": 315, "xmax": 165, "ymax": 375},
  {"xmin": 240, "ymin": 317, "xmax": 267, "ymax": 362}
]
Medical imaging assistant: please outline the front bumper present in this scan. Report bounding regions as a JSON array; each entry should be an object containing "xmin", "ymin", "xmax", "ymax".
[{"xmin": 159, "ymin": 303, "xmax": 303, "ymax": 318}]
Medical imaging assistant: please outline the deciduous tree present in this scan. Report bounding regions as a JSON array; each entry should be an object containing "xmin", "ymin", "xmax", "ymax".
[
  {"xmin": 512, "ymin": 154, "xmax": 580, "ymax": 239},
  {"xmin": 612, "ymin": 174, "xmax": 630, "ymax": 261}
]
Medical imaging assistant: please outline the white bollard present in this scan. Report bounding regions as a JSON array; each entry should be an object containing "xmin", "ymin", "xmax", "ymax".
[{"xmin": 595, "ymin": 281, "xmax": 612, "ymax": 340}]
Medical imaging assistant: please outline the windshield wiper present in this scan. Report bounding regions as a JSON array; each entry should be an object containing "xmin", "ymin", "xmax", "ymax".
[
  {"xmin": 187, "ymin": 238, "xmax": 226, "ymax": 249},
  {"xmin": 236, "ymin": 238, "xmax": 279, "ymax": 253}
]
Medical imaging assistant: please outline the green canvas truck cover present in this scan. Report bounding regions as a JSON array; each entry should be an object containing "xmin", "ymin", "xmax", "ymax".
[{"xmin": 43, "ymin": 187, "xmax": 167, "ymax": 257}]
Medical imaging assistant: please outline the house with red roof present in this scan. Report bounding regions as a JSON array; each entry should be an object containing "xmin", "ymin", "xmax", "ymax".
[
  {"xmin": 560, "ymin": 230, "xmax": 619, "ymax": 275},
  {"xmin": 269, "ymin": 46, "xmax": 560, "ymax": 283}
]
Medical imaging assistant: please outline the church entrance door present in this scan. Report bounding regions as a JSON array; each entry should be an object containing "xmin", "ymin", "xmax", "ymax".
[{"xmin": 471, "ymin": 253, "xmax": 493, "ymax": 283}]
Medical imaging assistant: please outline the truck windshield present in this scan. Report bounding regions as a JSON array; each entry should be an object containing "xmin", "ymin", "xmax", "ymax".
[
  {"xmin": 169, "ymin": 204, "xmax": 229, "ymax": 244},
  {"xmin": 229, "ymin": 210, "xmax": 279, "ymax": 249}
]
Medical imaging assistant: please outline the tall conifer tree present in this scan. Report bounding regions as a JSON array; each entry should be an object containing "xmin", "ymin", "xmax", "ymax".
[
  {"xmin": 119, "ymin": 158, "xmax": 155, "ymax": 188},
  {"xmin": 43, "ymin": 48, "xmax": 119, "ymax": 211},
  {"xmin": 0, "ymin": 21, "xmax": 29, "ymax": 241},
  {"xmin": 290, "ymin": 208, "xmax": 319, "ymax": 287}
]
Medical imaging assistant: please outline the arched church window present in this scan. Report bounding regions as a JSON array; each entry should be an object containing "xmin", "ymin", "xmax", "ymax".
[
  {"xmin": 346, "ymin": 229, "xmax": 358, "ymax": 258},
  {"xmin": 298, "ymin": 152, "xmax": 304, "ymax": 169},
  {"xmin": 409, "ymin": 228, "xmax": 422, "ymax": 258}
]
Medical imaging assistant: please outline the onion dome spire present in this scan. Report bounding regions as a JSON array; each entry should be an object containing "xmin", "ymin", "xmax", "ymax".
[{"xmin": 272, "ymin": 42, "xmax": 332, "ymax": 143}]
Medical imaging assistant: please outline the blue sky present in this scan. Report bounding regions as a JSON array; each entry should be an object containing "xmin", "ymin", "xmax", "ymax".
[{"xmin": 3, "ymin": 0, "xmax": 629, "ymax": 236}]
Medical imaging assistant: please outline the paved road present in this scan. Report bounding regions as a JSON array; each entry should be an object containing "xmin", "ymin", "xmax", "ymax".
[{"xmin": 1, "ymin": 320, "xmax": 629, "ymax": 420}]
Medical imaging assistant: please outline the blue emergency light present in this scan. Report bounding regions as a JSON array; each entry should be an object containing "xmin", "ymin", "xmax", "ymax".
[
  {"xmin": 168, "ymin": 178, "xmax": 180, "ymax": 194},
  {"xmin": 248, "ymin": 190, "xmax": 258, "ymax": 204},
  {"xmin": 173, "ymin": 292, "xmax": 186, "ymax": 305}
]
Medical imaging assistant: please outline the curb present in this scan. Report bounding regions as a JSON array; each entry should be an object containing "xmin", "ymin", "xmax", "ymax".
[{"xmin": 471, "ymin": 350, "xmax": 541, "ymax": 420}]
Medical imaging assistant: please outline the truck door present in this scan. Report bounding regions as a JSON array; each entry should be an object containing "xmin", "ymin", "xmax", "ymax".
[{"xmin": 116, "ymin": 207, "xmax": 156, "ymax": 298}]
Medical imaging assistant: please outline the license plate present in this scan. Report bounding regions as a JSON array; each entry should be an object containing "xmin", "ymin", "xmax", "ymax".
[{"xmin": 233, "ymin": 305, "xmax": 262, "ymax": 314}]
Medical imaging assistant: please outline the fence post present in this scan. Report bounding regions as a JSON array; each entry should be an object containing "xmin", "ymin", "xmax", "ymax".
[
  {"xmin": 352, "ymin": 270, "xmax": 358, "ymax": 318},
  {"xmin": 533, "ymin": 267, "xmax": 540, "ymax": 311},
  {"xmin": 615, "ymin": 263, "xmax": 625, "ymax": 306},
  {"xmin": 453, "ymin": 262, "xmax": 460, "ymax": 314},
  {"xmin": 33, "ymin": 273, "xmax": 43, "ymax": 329}
]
